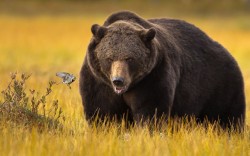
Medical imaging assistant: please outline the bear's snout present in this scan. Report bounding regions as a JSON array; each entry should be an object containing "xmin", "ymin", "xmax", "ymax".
[{"xmin": 110, "ymin": 61, "xmax": 131, "ymax": 94}]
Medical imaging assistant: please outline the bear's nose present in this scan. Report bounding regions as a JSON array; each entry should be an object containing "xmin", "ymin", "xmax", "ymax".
[{"xmin": 112, "ymin": 77, "xmax": 124, "ymax": 87}]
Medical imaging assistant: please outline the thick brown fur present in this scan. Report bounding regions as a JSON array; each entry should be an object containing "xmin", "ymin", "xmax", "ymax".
[{"xmin": 80, "ymin": 11, "xmax": 245, "ymax": 129}]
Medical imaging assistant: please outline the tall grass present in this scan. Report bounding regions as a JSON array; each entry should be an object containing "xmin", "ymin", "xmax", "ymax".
[{"xmin": 0, "ymin": 2, "xmax": 250, "ymax": 155}]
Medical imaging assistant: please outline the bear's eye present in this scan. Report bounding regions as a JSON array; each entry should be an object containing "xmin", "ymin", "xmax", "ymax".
[
  {"xmin": 107, "ymin": 58, "xmax": 113, "ymax": 63},
  {"xmin": 126, "ymin": 58, "xmax": 134, "ymax": 62}
]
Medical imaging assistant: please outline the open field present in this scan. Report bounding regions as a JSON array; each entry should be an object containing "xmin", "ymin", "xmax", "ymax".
[{"xmin": 0, "ymin": 1, "xmax": 250, "ymax": 156}]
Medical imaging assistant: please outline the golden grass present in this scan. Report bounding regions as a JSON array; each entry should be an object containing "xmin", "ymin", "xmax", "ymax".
[{"xmin": 0, "ymin": 9, "xmax": 250, "ymax": 156}]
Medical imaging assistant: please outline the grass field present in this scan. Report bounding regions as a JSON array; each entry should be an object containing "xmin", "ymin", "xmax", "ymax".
[{"xmin": 0, "ymin": 1, "xmax": 250, "ymax": 156}]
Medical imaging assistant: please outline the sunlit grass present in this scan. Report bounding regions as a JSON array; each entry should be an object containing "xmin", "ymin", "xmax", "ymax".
[{"xmin": 0, "ymin": 9, "xmax": 250, "ymax": 156}]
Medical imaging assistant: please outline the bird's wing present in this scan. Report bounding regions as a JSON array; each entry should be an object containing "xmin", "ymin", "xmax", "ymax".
[{"xmin": 56, "ymin": 72, "xmax": 68, "ymax": 78}]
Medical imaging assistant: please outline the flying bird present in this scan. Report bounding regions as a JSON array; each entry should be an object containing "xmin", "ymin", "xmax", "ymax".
[{"xmin": 56, "ymin": 72, "xmax": 76, "ymax": 89}]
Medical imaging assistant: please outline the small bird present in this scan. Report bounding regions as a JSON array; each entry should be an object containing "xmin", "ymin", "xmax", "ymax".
[{"xmin": 56, "ymin": 72, "xmax": 76, "ymax": 89}]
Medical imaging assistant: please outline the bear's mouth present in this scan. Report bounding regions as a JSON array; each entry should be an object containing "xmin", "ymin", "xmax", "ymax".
[{"xmin": 113, "ymin": 86, "xmax": 127, "ymax": 95}]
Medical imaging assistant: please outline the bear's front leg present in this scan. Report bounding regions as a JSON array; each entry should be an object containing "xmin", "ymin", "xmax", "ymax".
[
  {"xmin": 80, "ymin": 65, "xmax": 132, "ymax": 123},
  {"xmin": 123, "ymin": 85, "xmax": 175, "ymax": 124}
]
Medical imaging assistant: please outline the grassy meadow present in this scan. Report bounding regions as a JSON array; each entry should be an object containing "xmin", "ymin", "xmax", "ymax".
[{"xmin": 0, "ymin": 1, "xmax": 250, "ymax": 156}]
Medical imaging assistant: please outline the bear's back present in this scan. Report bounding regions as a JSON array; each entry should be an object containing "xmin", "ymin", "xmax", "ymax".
[{"xmin": 149, "ymin": 18, "xmax": 238, "ymax": 67}]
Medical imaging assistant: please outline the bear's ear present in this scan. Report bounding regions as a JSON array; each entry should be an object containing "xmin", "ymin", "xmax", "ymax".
[
  {"xmin": 140, "ymin": 28, "xmax": 156, "ymax": 42},
  {"xmin": 91, "ymin": 24, "xmax": 107, "ymax": 41}
]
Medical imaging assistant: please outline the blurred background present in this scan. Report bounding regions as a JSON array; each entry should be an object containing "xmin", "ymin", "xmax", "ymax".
[
  {"xmin": 1, "ymin": 0, "xmax": 250, "ymax": 16},
  {"xmin": 0, "ymin": 0, "xmax": 249, "ymax": 122}
]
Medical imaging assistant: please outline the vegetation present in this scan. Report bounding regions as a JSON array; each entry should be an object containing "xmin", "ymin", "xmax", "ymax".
[
  {"xmin": 0, "ymin": 73, "xmax": 63, "ymax": 131},
  {"xmin": 0, "ymin": 1, "xmax": 250, "ymax": 156}
]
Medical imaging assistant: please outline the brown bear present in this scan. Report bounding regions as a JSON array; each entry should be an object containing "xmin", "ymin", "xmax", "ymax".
[{"xmin": 80, "ymin": 11, "xmax": 245, "ymax": 129}]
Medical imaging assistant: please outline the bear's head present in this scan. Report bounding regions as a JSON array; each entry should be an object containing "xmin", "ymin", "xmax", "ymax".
[{"xmin": 87, "ymin": 21, "xmax": 159, "ymax": 94}]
